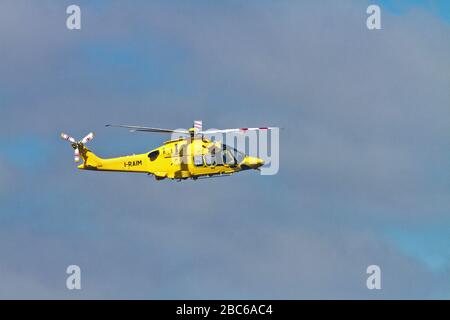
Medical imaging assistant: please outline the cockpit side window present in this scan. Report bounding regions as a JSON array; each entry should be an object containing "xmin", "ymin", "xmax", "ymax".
[
  {"xmin": 217, "ymin": 144, "xmax": 245, "ymax": 166},
  {"xmin": 223, "ymin": 150, "xmax": 235, "ymax": 165},
  {"xmin": 231, "ymin": 148, "xmax": 245, "ymax": 164}
]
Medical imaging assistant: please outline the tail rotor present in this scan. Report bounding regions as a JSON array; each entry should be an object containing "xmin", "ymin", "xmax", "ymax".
[
  {"xmin": 60, "ymin": 132, "xmax": 95, "ymax": 163},
  {"xmin": 61, "ymin": 133, "xmax": 76, "ymax": 144}
]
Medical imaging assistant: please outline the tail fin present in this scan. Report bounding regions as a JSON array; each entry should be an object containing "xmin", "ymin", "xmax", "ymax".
[{"xmin": 77, "ymin": 144, "xmax": 103, "ymax": 169}]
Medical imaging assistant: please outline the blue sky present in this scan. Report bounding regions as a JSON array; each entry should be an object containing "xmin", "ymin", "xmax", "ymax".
[
  {"xmin": 0, "ymin": 0, "xmax": 449, "ymax": 299},
  {"xmin": 379, "ymin": 0, "xmax": 450, "ymax": 21}
]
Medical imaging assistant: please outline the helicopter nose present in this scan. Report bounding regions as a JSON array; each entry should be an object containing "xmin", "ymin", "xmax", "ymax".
[
  {"xmin": 241, "ymin": 156, "xmax": 265, "ymax": 169},
  {"xmin": 255, "ymin": 158, "xmax": 265, "ymax": 168}
]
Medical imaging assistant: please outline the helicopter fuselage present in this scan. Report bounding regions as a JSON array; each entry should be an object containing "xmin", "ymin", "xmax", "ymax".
[{"xmin": 77, "ymin": 137, "xmax": 264, "ymax": 180}]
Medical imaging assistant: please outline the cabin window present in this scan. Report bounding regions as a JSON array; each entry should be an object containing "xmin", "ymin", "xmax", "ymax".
[
  {"xmin": 194, "ymin": 155, "xmax": 204, "ymax": 166},
  {"xmin": 148, "ymin": 150, "xmax": 160, "ymax": 161}
]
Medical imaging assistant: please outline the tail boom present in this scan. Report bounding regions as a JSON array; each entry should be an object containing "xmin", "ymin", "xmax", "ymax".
[{"xmin": 77, "ymin": 146, "xmax": 149, "ymax": 173}]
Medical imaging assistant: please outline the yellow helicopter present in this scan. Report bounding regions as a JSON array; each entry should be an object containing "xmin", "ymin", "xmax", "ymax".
[{"xmin": 61, "ymin": 121, "xmax": 276, "ymax": 181}]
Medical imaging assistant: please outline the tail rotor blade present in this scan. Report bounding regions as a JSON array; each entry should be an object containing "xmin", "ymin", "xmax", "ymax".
[
  {"xmin": 74, "ymin": 148, "xmax": 80, "ymax": 162},
  {"xmin": 61, "ymin": 133, "xmax": 76, "ymax": 143},
  {"xmin": 81, "ymin": 132, "xmax": 94, "ymax": 144}
]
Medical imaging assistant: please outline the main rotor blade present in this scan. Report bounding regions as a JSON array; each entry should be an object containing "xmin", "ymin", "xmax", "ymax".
[
  {"xmin": 106, "ymin": 124, "xmax": 189, "ymax": 134},
  {"xmin": 199, "ymin": 127, "xmax": 278, "ymax": 134}
]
